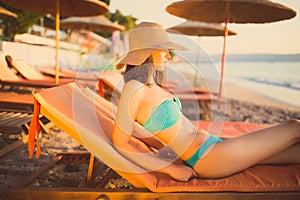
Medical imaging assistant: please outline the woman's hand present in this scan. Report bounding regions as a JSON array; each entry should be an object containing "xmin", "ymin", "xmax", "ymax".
[{"xmin": 163, "ymin": 163, "xmax": 198, "ymax": 182}]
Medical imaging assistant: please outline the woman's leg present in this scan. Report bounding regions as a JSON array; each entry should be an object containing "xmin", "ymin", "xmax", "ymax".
[
  {"xmin": 194, "ymin": 120, "xmax": 300, "ymax": 178},
  {"xmin": 259, "ymin": 143, "xmax": 300, "ymax": 164}
]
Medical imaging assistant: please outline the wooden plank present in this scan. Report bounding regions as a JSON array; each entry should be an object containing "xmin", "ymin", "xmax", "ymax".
[
  {"xmin": 19, "ymin": 155, "xmax": 63, "ymax": 187},
  {"xmin": 95, "ymin": 168, "xmax": 120, "ymax": 189},
  {"xmin": 13, "ymin": 114, "xmax": 32, "ymax": 126},
  {"xmin": 0, "ymin": 132, "xmax": 28, "ymax": 157},
  {"xmin": 78, "ymin": 159, "xmax": 107, "ymax": 188},
  {"xmin": 0, "ymin": 92, "xmax": 34, "ymax": 113},
  {"xmin": 0, "ymin": 125, "xmax": 23, "ymax": 134},
  {"xmin": 0, "ymin": 111, "xmax": 8, "ymax": 117},
  {"xmin": 0, "ymin": 112, "xmax": 15, "ymax": 121},
  {"xmin": 58, "ymin": 152, "xmax": 90, "ymax": 165},
  {"xmin": 38, "ymin": 119, "xmax": 54, "ymax": 134},
  {"xmin": 0, "ymin": 111, "xmax": 32, "ymax": 134},
  {"xmin": 5, "ymin": 113, "xmax": 30, "ymax": 126},
  {"xmin": 0, "ymin": 139, "xmax": 24, "ymax": 157},
  {"xmin": 3, "ymin": 188, "xmax": 300, "ymax": 200},
  {"xmin": 0, "ymin": 102, "xmax": 33, "ymax": 113}
]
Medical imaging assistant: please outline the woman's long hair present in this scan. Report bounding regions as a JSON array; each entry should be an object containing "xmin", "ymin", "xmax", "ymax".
[{"xmin": 123, "ymin": 57, "xmax": 166, "ymax": 86}]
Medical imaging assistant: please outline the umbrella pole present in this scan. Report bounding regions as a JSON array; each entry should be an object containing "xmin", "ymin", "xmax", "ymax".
[
  {"xmin": 87, "ymin": 30, "xmax": 91, "ymax": 72},
  {"xmin": 55, "ymin": 0, "xmax": 60, "ymax": 84},
  {"xmin": 218, "ymin": 5, "xmax": 230, "ymax": 100},
  {"xmin": 194, "ymin": 37, "xmax": 201, "ymax": 87}
]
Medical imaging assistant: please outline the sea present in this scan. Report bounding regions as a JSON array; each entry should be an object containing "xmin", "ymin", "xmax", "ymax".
[{"xmin": 167, "ymin": 61, "xmax": 300, "ymax": 108}]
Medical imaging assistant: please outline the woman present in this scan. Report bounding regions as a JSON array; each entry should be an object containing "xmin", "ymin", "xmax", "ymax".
[{"xmin": 112, "ymin": 22, "xmax": 300, "ymax": 181}]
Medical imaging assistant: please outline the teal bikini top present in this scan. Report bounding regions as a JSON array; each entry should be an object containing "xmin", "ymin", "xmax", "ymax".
[{"xmin": 143, "ymin": 96, "xmax": 182, "ymax": 132}]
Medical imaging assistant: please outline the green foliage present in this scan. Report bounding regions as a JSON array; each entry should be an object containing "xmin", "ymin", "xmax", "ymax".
[
  {"xmin": 0, "ymin": 2, "xmax": 42, "ymax": 40},
  {"xmin": 107, "ymin": 9, "xmax": 137, "ymax": 30},
  {"xmin": 101, "ymin": 0, "xmax": 110, "ymax": 6},
  {"xmin": 98, "ymin": 9, "xmax": 137, "ymax": 38}
]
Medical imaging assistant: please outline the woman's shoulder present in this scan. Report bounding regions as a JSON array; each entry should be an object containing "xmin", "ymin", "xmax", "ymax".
[
  {"xmin": 121, "ymin": 80, "xmax": 147, "ymax": 99},
  {"xmin": 123, "ymin": 79, "xmax": 145, "ymax": 91}
]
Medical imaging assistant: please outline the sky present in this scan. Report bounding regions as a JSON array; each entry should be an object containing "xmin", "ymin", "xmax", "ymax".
[{"xmin": 110, "ymin": 0, "xmax": 300, "ymax": 55}]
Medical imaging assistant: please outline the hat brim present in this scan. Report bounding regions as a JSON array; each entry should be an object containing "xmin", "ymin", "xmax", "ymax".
[
  {"xmin": 116, "ymin": 41, "xmax": 187, "ymax": 70},
  {"xmin": 116, "ymin": 49, "xmax": 155, "ymax": 70}
]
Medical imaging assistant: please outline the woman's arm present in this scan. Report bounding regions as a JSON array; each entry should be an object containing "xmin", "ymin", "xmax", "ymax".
[
  {"xmin": 113, "ymin": 124, "xmax": 197, "ymax": 181},
  {"xmin": 133, "ymin": 122, "xmax": 166, "ymax": 151}
]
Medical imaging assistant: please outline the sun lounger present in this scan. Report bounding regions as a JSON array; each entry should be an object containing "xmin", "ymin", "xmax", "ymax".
[
  {"xmin": 0, "ymin": 91, "xmax": 34, "ymax": 113},
  {"xmin": 0, "ymin": 91, "xmax": 53, "ymax": 158},
  {"xmin": 9, "ymin": 59, "xmax": 64, "ymax": 81},
  {"xmin": 98, "ymin": 70, "xmax": 218, "ymax": 120},
  {"xmin": 0, "ymin": 60, "xmax": 79, "ymax": 90},
  {"xmin": 5, "ymin": 56, "xmax": 82, "ymax": 83},
  {"xmin": 97, "ymin": 70, "xmax": 124, "ymax": 103},
  {"xmin": 4, "ymin": 81, "xmax": 299, "ymax": 199},
  {"xmin": 40, "ymin": 67, "xmax": 100, "ymax": 81},
  {"xmin": 0, "ymin": 108, "xmax": 33, "ymax": 158},
  {"xmin": 0, "ymin": 61, "xmax": 70, "ymax": 89}
]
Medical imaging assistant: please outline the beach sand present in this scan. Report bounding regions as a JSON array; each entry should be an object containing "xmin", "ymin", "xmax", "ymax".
[
  {"xmin": 224, "ymin": 83, "xmax": 300, "ymax": 112},
  {"xmin": 1, "ymin": 84, "xmax": 300, "ymax": 196}
]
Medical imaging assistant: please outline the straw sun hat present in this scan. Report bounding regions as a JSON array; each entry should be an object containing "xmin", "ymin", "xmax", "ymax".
[{"xmin": 116, "ymin": 22, "xmax": 187, "ymax": 70}]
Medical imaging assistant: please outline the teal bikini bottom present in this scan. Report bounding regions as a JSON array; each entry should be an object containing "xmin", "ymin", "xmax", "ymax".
[{"xmin": 183, "ymin": 134, "xmax": 222, "ymax": 168}]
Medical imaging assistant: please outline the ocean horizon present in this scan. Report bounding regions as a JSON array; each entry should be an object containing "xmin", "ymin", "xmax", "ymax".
[{"xmin": 167, "ymin": 60, "xmax": 300, "ymax": 108}]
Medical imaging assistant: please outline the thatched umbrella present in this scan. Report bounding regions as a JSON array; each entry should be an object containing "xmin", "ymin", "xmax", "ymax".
[
  {"xmin": 60, "ymin": 15, "xmax": 125, "ymax": 71},
  {"xmin": 0, "ymin": 6, "xmax": 17, "ymax": 18},
  {"xmin": 60, "ymin": 15, "xmax": 125, "ymax": 33},
  {"xmin": 167, "ymin": 20, "xmax": 237, "ymax": 89},
  {"xmin": 1, "ymin": 0, "xmax": 109, "ymax": 83},
  {"xmin": 166, "ymin": 0, "xmax": 296, "ymax": 98},
  {"xmin": 167, "ymin": 20, "xmax": 236, "ymax": 36}
]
